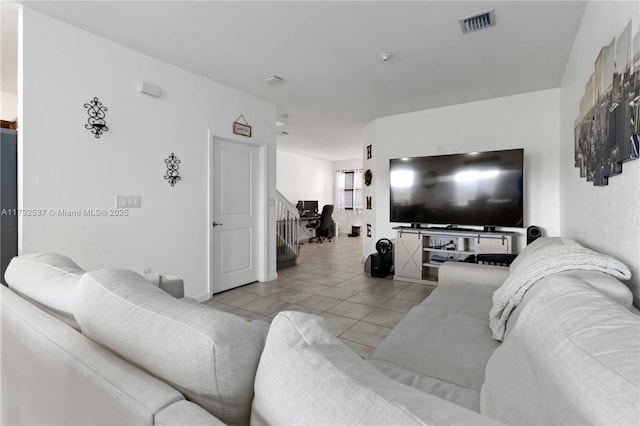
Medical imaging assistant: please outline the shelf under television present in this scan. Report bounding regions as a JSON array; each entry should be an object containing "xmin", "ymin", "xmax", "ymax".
[
  {"xmin": 423, "ymin": 248, "xmax": 474, "ymax": 256},
  {"xmin": 423, "ymin": 259, "xmax": 469, "ymax": 268}
]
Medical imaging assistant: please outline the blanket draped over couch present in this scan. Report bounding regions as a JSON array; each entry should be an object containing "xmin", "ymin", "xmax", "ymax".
[{"xmin": 489, "ymin": 239, "xmax": 632, "ymax": 341}]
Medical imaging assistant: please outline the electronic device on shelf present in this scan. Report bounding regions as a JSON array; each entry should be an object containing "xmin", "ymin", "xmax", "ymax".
[{"xmin": 389, "ymin": 148, "xmax": 524, "ymax": 228}]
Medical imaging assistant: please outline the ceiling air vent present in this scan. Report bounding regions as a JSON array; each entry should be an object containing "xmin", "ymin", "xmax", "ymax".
[{"xmin": 459, "ymin": 10, "xmax": 496, "ymax": 34}]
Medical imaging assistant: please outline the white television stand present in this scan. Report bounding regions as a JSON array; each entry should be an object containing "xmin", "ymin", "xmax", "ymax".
[{"xmin": 393, "ymin": 226, "xmax": 515, "ymax": 284}]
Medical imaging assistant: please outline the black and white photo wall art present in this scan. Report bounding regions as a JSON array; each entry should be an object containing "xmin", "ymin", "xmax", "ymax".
[{"xmin": 574, "ymin": 18, "xmax": 640, "ymax": 186}]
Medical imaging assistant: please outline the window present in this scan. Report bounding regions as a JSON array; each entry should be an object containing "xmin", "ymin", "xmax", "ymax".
[
  {"xmin": 344, "ymin": 172, "xmax": 354, "ymax": 209},
  {"xmin": 336, "ymin": 169, "xmax": 363, "ymax": 211}
]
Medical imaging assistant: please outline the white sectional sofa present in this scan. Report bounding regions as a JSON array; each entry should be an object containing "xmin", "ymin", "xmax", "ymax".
[
  {"xmin": 369, "ymin": 262, "xmax": 506, "ymax": 413},
  {"xmin": 370, "ymin": 238, "xmax": 639, "ymax": 424},
  {"xmin": 2, "ymin": 238, "xmax": 639, "ymax": 425},
  {"xmin": 2, "ymin": 253, "xmax": 266, "ymax": 425}
]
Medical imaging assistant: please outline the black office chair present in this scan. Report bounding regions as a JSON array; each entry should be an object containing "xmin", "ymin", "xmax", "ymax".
[{"xmin": 308, "ymin": 204, "xmax": 334, "ymax": 243}]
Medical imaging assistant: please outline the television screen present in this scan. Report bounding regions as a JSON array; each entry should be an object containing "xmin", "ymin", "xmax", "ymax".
[{"xmin": 389, "ymin": 149, "xmax": 524, "ymax": 227}]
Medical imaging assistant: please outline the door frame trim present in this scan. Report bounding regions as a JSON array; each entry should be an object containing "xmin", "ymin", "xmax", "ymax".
[{"xmin": 207, "ymin": 130, "xmax": 267, "ymax": 297}]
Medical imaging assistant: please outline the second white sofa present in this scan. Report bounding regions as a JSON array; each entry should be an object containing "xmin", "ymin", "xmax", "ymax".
[{"xmin": 368, "ymin": 237, "xmax": 639, "ymax": 425}]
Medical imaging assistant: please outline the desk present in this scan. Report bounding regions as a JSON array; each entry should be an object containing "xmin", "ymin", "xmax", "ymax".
[
  {"xmin": 299, "ymin": 215, "xmax": 321, "ymax": 224},
  {"xmin": 298, "ymin": 215, "xmax": 321, "ymax": 242}
]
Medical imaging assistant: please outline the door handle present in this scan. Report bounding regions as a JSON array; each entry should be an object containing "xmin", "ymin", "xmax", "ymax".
[{"xmin": 212, "ymin": 221, "xmax": 223, "ymax": 227}]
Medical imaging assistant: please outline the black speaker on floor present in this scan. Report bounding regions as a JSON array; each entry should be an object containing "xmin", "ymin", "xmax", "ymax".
[{"xmin": 527, "ymin": 226, "xmax": 542, "ymax": 245}]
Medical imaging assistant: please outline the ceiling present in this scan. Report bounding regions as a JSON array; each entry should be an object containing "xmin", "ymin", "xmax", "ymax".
[{"xmin": 2, "ymin": 1, "xmax": 586, "ymax": 161}]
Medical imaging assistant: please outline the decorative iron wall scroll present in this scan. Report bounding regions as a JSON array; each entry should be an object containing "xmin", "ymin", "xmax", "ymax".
[
  {"xmin": 84, "ymin": 97, "xmax": 108, "ymax": 138},
  {"xmin": 574, "ymin": 19, "xmax": 640, "ymax": 186},
  {"xmin": 164, "ymin": 153, "xmax": 181, "ymax": 187}
]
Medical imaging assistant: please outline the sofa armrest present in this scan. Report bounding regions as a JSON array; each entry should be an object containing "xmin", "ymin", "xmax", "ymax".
[
  {"xmin": 159, "ymin": 275, "xmax": 185, "ymax": 298},
  {"xmin": 155, "ymin": 401, "xmax": 225, "ymax": 425},
  {"xmin": 438, "ymin": 262, "xmax": 509, "ymax": 288},
  {"xmin": 1, "ymin": 286, "xmax": 185, "ymax": 426}
]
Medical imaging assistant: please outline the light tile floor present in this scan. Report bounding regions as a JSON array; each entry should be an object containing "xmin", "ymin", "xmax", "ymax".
[{"xmin": 205, "ymin": 234, "xmax": 436, "ymax": 359}]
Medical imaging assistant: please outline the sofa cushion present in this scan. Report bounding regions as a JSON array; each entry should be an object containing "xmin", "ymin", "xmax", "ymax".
[
  {"xmin": 438, "ymin": 262, "xmax": 509, "ymax": 288},
  {"xmin": 74, "ymin": 269, "xmax": 269, "ymax": 426},
  {"xmin": 370, "ymin": 281, "xmax": 499, "ymax": 407},
  {"xmin": 481, "ymin": 273, "xmax": 640, "ymax": 425},
  {"xmin": 1, "ymin": 285, "xmax": 186, "ymax": 426},
  {"xmin": 251, "ymin": 311, "xmax": 499, "ymax": 425},
  {"xmin": 4, "ymin": 252, "xmax": 85, "ymax": 329},
  {"xmin": 368, "ymin": 359, "xmax": 482, "ymax": 413},
  {"xmin": 508, "ymin": 237, "xmax": 579, "ymax": 274},
  {"xmin": 155, "ymin": 401, "xmax": 226, "ymax": 426}
]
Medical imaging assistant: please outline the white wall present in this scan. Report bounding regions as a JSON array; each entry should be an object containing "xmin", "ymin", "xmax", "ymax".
[
  {"xmin": 276, "ymin": 150, "xmax": 334, "ymax": 208},
  {"xmin": 362, "ymin": 89, "xmax": 561, "ymax": 258},
  {"xmin": 559, "ymin": 1, "xmax": 640, "ymax": 306},
  {"xmin": 20, "ymin": 8, "xmax": 277, "ymax": 300},
  {"xmin": 1, "ymin": 91, "xmax": 18, "ymax": 121}
]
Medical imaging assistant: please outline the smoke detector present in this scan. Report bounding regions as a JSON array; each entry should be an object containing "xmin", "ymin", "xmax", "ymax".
[{"xmin": 459, "ymin": 10, "xmax": 496, "ymax": 34}]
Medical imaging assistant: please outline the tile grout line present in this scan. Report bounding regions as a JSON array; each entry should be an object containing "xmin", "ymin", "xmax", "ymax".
[{"xmin": 338, "ymin": 335, "xmax": 376, "ymax": 351}]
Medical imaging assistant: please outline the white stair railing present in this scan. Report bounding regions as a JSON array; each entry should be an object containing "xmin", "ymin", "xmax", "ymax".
[
  {"xmin": 276, "ymin": 190, "xmax": 299, "ymax": 220},
  {"xmin": 276, "ymin": 191, "xmax": 300, "ymax": 261}
]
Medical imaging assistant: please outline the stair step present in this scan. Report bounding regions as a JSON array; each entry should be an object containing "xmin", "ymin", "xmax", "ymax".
[{"xmin": 277, "ymin": 257, "xmax": 297, "ymax": 270}]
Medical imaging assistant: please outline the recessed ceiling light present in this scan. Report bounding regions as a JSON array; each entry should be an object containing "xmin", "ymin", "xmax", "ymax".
[
  {"xmin": 276, "ymin": 121, "xmax": 286, "ymax": 127},
  {"xmin": 380, "ymin": 53, "xmax": 392, "ymax": 62},
  {"xmin": 264, "ymin": 75, "xmax": 283, "ymax": 85}
]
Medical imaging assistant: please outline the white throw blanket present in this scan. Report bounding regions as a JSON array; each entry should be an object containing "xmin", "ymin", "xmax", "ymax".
[{"xmin": 489, "ymin": 244, "xmax": 631, "ymax": 341}]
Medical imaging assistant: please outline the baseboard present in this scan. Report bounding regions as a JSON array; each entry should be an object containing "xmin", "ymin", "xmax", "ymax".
[
  {"xmin": 192, "ymin": 293, "xmax": 211, "ymax": 302},
  {"xmin": 265, "ymin": 272, "xmax": 278, "ymax": 282}
]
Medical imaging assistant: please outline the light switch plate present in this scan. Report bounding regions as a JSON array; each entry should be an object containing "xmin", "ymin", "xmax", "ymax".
[{"xmin": 116, "ymin": 195, "xmax": 141, "ymax": 208}]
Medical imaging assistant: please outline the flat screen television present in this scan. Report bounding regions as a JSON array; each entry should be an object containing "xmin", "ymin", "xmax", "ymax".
[
  {"xmin": 389, "ymin": 149, "xmax": 524, "ymax": 228},
  {"xmin": 296, "ymin": 200, "xmax": 319, "ymax": 215}
]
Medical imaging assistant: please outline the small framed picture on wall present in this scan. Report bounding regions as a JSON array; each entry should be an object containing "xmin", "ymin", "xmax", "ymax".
[{"xmin": 233, "ymin": 122, "xmax": 252, "ymax": 137}]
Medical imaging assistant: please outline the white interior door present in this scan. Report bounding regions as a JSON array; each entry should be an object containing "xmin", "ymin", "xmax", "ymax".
[{"xmin": 209, "ymin": 135, "xmax": 259, "ymax": 294}]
